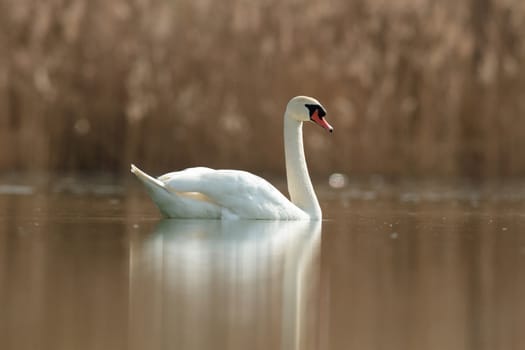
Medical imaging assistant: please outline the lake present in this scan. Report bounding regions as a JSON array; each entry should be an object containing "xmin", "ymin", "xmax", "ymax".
[{"xmin": 0, "ymin": 178, "xmax": 524, "ymax": 350}]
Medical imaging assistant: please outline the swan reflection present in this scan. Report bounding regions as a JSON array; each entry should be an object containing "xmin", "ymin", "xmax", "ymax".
[{"xmin": 128, "ymin": 219, "xmax": 321, "ymax": 350}]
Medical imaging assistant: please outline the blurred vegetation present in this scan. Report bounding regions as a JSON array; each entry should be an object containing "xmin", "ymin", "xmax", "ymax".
[{"xmin": 1, "ymin": 0, "xmax": 525, "ymax": 178}]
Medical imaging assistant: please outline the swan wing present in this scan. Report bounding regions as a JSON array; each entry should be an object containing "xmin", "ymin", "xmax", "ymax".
[{"xmin": 158, "ymin": 168, "xmax": 308, "ymax": 220}]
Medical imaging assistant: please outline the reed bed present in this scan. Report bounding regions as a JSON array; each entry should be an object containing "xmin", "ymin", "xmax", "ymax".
[{"xmin": 1, "ymin": 0, "xmax": 525, "ymax": 178}]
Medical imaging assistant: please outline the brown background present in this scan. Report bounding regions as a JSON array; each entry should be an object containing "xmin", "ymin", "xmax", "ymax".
[{"xmin": 1, "ymin": 0, "xmax": 525, "ymax": 178}]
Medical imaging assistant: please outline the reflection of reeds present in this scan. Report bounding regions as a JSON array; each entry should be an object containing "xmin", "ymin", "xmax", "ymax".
[{"xmin": 0, "ymin": 0, "xmax": 524, "ymax": 177}]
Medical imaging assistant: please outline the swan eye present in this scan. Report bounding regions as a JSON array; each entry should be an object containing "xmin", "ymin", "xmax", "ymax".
[{"xmin": 305, "ymin": 104, "xmax": 326, "ymax": 118}]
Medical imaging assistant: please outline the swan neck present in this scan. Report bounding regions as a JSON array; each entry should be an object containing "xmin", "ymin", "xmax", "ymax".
[{"xmin": 284, "ymin": 114, "xmax": 321, "ymax": 219}]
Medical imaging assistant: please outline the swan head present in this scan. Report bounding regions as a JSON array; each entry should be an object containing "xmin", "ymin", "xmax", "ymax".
[{"xmin": 286, "ymin": 96, "xmax": 333, "ymax": 132}]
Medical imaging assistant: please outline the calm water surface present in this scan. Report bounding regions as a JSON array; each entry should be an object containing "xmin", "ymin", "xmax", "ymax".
[{"xmin": 1, "ymin": 180, "xmax": 524, "ymax": 350}]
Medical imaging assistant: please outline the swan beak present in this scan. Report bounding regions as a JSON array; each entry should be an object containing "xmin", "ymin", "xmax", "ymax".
[{"xmin": 311, "ymin": 110, "xmax": 333, "ymax": 133}]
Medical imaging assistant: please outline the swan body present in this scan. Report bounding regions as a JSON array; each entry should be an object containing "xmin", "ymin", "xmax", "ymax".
[{"xmin": 131, "ymin": 96, "xmax": 333, "ymax": 220}]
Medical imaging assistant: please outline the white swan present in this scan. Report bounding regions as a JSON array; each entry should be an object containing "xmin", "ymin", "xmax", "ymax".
[{"xmin": 131, "ymin": 96, "xmax": 333, "ymax": 220}]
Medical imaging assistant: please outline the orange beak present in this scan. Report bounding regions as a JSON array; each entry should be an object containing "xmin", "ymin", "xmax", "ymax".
[{"xmin": 311, "ymin": 110, "xmax": 333, "ymax": 132}]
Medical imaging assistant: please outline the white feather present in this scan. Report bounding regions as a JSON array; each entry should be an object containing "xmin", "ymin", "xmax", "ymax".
[{"xmin": 131, "ymin": 96, "xmax": 332, "ymax": 220}]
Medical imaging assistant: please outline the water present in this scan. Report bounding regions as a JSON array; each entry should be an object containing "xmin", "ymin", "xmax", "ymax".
[{"xmin": 1, "ymin": 180, "xmax": 525, "ymax": 350}]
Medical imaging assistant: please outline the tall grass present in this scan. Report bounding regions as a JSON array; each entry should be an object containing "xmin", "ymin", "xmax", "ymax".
[{"xmin": 1, "ymin": 0, "xmax": 525, "ymax": 178}]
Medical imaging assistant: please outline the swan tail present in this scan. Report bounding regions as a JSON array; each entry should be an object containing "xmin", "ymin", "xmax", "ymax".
[
  {"xmin": 130, "ymin": 164, "xmax": 222, "ymax": 218},
  {"xmin": 130, "ymin": 164, "xmax": 175, "ymax": 216},
  {"xmin": 131, "ymin": 164, "xmax": 167, "ymax": 191}
]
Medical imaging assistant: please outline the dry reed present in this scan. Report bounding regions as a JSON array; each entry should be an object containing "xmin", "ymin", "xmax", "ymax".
[{"xmin": 1, "ymin": 0, "xmax": 525, "ymax": 178}]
